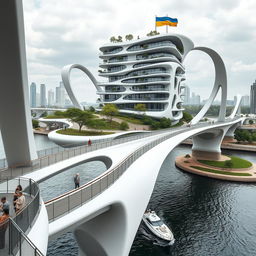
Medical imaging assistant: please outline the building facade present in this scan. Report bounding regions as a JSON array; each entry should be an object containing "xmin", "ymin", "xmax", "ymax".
[
  {"xmin": 48, "ymin": 89, "xmax": 54, "ymax": 107},
  {"xmin": 40, "ymin": 84, "xmax": 47, "ymax": 107},
  {"xmin": 98, "ymin": 34, "xmax": 194, "ymax": 122},
  {"xmin": 250, "ymin": 81, "xmax": 256, "ymax": 113},
  {"xmin": 30, "ymin": 82, "xmax": 37, "ymax": 107}
]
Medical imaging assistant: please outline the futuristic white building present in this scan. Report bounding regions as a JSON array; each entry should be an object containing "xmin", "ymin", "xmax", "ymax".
[{"xmin": 98, "ymin": 34, "xmax": 194, "ymax": 122}]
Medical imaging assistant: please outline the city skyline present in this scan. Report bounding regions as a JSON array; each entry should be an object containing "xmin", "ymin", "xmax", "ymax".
[{"xmin": 23, "ymin": 0, "xmax": 256, "ymax": 103}]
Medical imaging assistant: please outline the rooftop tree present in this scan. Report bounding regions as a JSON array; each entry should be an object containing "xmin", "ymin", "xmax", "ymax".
[{"xmin": 102, "ymin": 104, "xmax": 119, "ymax": 122}]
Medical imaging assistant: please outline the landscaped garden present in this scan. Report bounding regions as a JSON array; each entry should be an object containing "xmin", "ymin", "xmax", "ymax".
[
  {"xmin": 191, "ymin": 166, "xmax": 252, "ymax": 176},
  {"xmin": 57, "ymin": 129, "xmax": 114, "ymax": 136},
  {"xmin": 198, "ymin": 156, "xmax": 252, "ymax": 169}
]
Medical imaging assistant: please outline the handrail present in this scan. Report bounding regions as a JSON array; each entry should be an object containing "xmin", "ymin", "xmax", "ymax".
[
  {"xmin": 9, "ymin": 217, "xmax": 44, "ymax": 256},
  {"xmin": 0, "ymin": 128, "xmax": 184, "ymax": 179}
]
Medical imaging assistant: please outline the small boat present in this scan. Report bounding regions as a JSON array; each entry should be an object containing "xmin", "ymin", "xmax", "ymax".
[{"xmin": 142, "ymin": 210, "xmax": 175, "ymax": 245}]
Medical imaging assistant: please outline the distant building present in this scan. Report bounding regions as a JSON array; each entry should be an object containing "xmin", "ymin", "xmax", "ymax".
[
  {"xmin": 226, "ymin": 100, "xmax": 234, "ymax": 106},
  {"xmin": 250, "ymin": 81, "xmax": 256, "ymax": 113},
  {"xmin": 190, "ymin": 92, "xmax": 200, "ymax": 105},
  {"xmin": 183, "ymin": 85, "xmax": 190, "ymax": 105},
  {"xmin": 241, "ymin": 95, "xmax": 250, "ymax": 107},
  {"xmin": 30, "ymin": 82, "xmax": 37, "ymax": 107},
  {"xmin": 56, "ymin": 82, "xmax": 65, "ymax": 107},
  {"xmin": 40, "ymin": 84, "xmax": 47, "ymax": 107},
  {"xmin": 48, "ymin": 89, "xmax": 54, "ymax": 107}
]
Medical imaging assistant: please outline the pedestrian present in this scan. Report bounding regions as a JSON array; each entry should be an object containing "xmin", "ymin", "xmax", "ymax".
[
  {"xmin": 14, "ymin": 191, "xmax": 26, "ymax": 213},
  {"xmin": 0, "ymin": 208, "xmax": 10, "ymax": 249},
  {"xmin": 13, "ymin": 185, "xmax": 22, "ymax": 212},
  {"xmin": 88, "ymin": 139, "xmax": 92, "ymax": 146},
  {"xmin": 74, "ymin": 173, "xmax": 80, "ymax": 188},
  {"xmin": 0, "ymin": 197, "xmax": 10, "ymax": 213}
]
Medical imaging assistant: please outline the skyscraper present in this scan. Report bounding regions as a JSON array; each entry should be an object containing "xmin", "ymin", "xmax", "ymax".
[
  {"xmin": 250, "ymin": 81, "xmax": 256, "ymax": 113},
  {"xmin": 48, "ymin": 89, "xmax": 54, "ymax": 107},
  {"xmin": 56, "ymin": 82, "xmax": 65, "ymax": 107},
  {"xmin": 183, "ymin": 85, "xmax": 190, "ymax": 105},
  {"xmin": 40, "ymin": 84, "xmax": 47, "ymax": 107},
  {"xmin": 30, "ymin": 82, "xmax": 37, "ymax": 107},
  {"xmin": 241, "ymin": 95, "xmax": 250, "ymax": 107}
]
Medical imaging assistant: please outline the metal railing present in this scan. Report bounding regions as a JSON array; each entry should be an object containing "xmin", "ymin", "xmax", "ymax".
[
  {"xmin": 45, "ymin": 122, "xmax": 212, "ymax": 222},
  {"xmin": 0, "ymin": 130, "xmax": 172, "ymax": 179},
  {"xmin": 0, "ymin": 177, "xmax": 43, "ymax": 255}
]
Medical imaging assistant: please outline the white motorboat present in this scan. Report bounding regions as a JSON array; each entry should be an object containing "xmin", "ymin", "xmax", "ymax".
[{"xmin": 142, "ymin": 210, "xmax": 175, "ymax": 244}]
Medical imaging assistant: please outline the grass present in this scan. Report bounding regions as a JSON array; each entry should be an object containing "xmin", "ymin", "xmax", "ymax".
[
  {"xmin": 87, "ymin": 118, "xmax": 122, "ymax": 130},
  {"xmin": 198, "ymin": 156, "xmax": 252, "ymax": 169},
  {"xmin": 191, "ymin": 166, "xmax": 252, "ymax": 176},
  {"xmin": 44, "ymin": 115, "xmax": 67, "ymax": 119},
  {"xmin": 56, "ymin": 128, "xmax": 114, "ymax": 136}
]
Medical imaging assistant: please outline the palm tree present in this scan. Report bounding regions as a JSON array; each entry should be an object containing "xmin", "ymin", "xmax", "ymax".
[{"xmin": 117, "ymin": 36, "xmax": 122, "ymax": 42}]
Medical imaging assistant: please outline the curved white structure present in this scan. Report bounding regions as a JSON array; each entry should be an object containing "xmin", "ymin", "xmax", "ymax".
[
  {"xmin": 61, "ymin": 64, "xmax": 103, "ymax": 109},
  {"xmin": 190, "ymin": 47, "xmax": 227, "ymax": 125}
]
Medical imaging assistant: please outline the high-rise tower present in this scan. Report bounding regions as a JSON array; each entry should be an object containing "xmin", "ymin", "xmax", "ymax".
[
  {"xmin": 30, "ymin": 82, "xmax": 37, "ymax": 107},
  {"xmin": 98, "ymin": 34, "xmax": 194, "ymax": 122},
  {"xmin": 40, "ymin": 84, "xmax": 47, "ymax": 107},
  {"xmin": 250, "ymin": 80, "xmax": 256, "ymax": 114}
]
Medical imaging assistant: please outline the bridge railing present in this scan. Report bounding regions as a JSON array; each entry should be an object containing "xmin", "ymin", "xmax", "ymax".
[
  {"xmin": 0, "ymin": 177, "xmax": 43, "ymax": 255},
  {"xmin": 45, "ymin": 123, "xmax": 211, "ymax": 221},
  {"xmin": 0, "ymin": 129, "xmax": 181, "ymax": 179}
]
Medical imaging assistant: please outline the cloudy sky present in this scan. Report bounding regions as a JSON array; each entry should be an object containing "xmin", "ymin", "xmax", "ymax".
[{"xmin": 23, "ymin": 0, "xmax": 256, "ymax": 103}]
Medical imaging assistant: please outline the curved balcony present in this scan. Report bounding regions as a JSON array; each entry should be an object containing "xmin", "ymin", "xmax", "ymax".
[
  {"xmin": 105, "ymin": 85, "xmax": 126, "ymax": 92},
  {"xmin": 131, "ymin": 84, "xmax": 168, "ymax": 92},
  {"xmin": 126, "ymin": 68, "xmax": 168, "ymax": 77},
  {"xmin": 123, "ymin": 93, "xmax": 169, "ymax": 101},
  {"xmin": 99, "ymin": 65, "xmax": 126, "ymax": 74},
  {"xmin": 0, "ymin": 177, "xmax": 43, "ymax": 255},
  {"xmin": 127, "ymin": 40, "xmax": 176, "ymax": 52},
  {"xmin": 122, "ymin": 77, "xmax": 169, "ymax": 84},
  {"xmin": 108, "ymin": 56, "xmax": 128, "ymax": 63},
  {"xmin": 116, "ymin": 103, "xmax": 167, "ymax": 111},
  {"xmin": 136, "ymin": 52, "xmax": 175, "ymax": 61},
  {"xmin": 103, "ymin": 94, "xmax": 122, "ymax": 102},
  {"xmin": 101, "ymin": 47, "xmax": 123, "ymax": 55}
]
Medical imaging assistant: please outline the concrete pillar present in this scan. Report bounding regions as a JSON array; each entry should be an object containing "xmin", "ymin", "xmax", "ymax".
[
  {"xmin": 192, "ymin": 128, "xmax": 228, "ymax": 160},
  {"xmin": 0, "ymin": 0, "xmax": 37, "ymax": 167}
]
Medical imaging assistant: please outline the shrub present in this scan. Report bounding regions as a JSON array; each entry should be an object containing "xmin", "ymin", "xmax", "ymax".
[
  {"xmin": 32, "ymin": 119, "xmax": 39, "ymax": 128},
  {"xmin": 159, "ymin": 117, "xmax": 172, "ymax": 128},
  {"xmin": 151, "ymin": 121, "xmax": 161, "ymax": 130},
  {"xmin": 224, "ymin": 160, "xmax": 233, "ymax": 168},
  {"xmin": 119, "ymin": 121, "xmax": 129, "ymax": 130},
  {"xmin": 142, "ymin": 116, "xmax": 154, "ymax": 125}
]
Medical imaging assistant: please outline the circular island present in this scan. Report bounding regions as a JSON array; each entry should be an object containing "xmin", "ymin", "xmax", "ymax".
[{"xmin": 175, "ymin": 153, "xmax": 256, "ymax": 182}]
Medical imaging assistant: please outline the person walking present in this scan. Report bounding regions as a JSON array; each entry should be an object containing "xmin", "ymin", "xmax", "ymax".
[
  {"xmin": 13, "ymin": 185, "xmax": 22, "ymax": 212},
  {"xmin": 88, "ymin": 139, "xmax": 92, "ymax": 146},
  {"xmin": 74, "ymin": 173, "xmax": 80, "ymax": 188},
  {"xmin": 0, "ymin": 197, "xmax": 10, "ymax": 213}
]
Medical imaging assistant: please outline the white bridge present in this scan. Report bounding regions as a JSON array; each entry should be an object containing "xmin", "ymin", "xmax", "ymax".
[{"xmin": 0, "ymin": 1, "xmax": 247, "ymax": 256}]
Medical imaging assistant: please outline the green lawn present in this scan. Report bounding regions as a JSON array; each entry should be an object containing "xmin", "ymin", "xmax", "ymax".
[
  {"xmin": 44, "ymin": 115, "xmax": 67, "ymax": 119},
  {"xmin": 56, "ymin": 128, "xmax": 114, "ymax": 136},
  {"xmin": 198, "ymin": 156, "xmax": 252, "ymax": 169},
  {"xmin": 191, "ymin": 166, "xmax": 252, "ymax": 176},
  {"xmin": 86, "ymin": 118, "xmax": 123, "ymax": 130}
]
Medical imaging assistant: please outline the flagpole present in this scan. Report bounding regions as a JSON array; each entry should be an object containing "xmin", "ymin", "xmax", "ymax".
[
  {"xmin": 166, "ymin": 14, "xmax": 168, "ymax": 34},
  {"xmin": 155, "ymin": 15, "xmax": 157, "ymax": 32}
]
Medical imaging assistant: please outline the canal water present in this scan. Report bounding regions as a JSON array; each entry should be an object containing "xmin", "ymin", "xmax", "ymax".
[{"xmin": 1, "ymin": 135, "xmax": 256, "ymax": 255}]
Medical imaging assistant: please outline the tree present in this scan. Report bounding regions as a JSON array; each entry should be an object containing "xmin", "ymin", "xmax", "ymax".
[
  {"xmin": 89, "ymin": 106, "xmax": 95, "ymax": 113},
  {"xmin": 32, "ymin": 119, "xmax": 39, "ymax": 128},
  {"xmin": 110, "ymin": 36, "xmax": 116, "ymax": 43},
  {"xmin": 182, "ymin": 111, "xmax": 193, "ymax": 123},
  {"xmin": 70, "ymin": 110, "xmax": 94, "ymax": 132},
  {"xmin": 125, "ymin": 34, "xmax": 133, "ymax": 41},
  {"xmin": 116, "ymin": 36, "xmax": 122, "ymax": 42},
  {"xmin": 134, "ymin": 103, "xmax": 146, "ymax": 115},
  {"xmin": 249, "ymin": 119, "xmax": 254, "ymax": 125},
  {"xmin": 147, "ymin": 30, "xmax": 160, "ymax": 37},
  {"xmin": 102, "ymin": 104, "xmax": 119, "ymax": 122},
  {"xmin": 119, "ymin": 121, "xmax": 129, "ymax": 130}
]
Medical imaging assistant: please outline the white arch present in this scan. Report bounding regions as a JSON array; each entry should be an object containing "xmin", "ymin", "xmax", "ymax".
[
  {"xmin": 61, "ymin": 64, "xmax": 102, "ymax": 109},
  {"xmin": 190, "ymin": 47, "xmax": 227, "ymax": 125},
  {"xmin": 229, "ymin": 94, "xmax": 242, "ymax": 119}
]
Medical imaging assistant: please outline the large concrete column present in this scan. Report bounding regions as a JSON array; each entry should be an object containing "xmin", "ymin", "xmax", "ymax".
[
  {"xmin": 192, "ymin": 127, "xmax": 229, "ymax": 160},
  {"xmin": 0, "ymin": 0, "xmax": 37, "ymax": 166}
]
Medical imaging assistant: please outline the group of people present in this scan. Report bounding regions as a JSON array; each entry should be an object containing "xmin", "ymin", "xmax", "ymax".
[{"xmin": 0, "ymin": 184, "xmax": 26, "ymax": 249}]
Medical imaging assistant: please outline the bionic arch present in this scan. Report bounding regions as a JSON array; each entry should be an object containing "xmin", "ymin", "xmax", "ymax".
[
  {"xmin": 61, "ymin": 64, "xmax": 102, "ymax": 109},
  {"xmin": 189, "ymin": 47, "xmax": 227, "ymax": 125}
]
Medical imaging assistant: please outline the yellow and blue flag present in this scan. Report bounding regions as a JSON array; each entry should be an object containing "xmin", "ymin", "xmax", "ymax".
[{"xmin": 156, "ymin": 16, "xmax": 178, "ymax": 27}]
